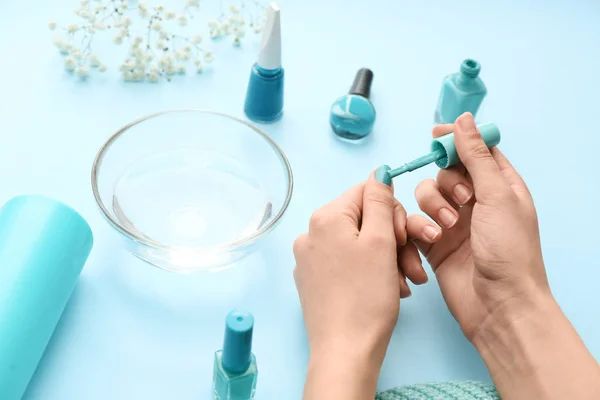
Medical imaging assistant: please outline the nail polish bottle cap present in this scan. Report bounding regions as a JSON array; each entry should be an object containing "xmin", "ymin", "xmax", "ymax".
[
  {"xmin": 431, "ymin": 122, "xmax": 501, "ymax": 168},
  {"xmin": 257, "ymin": 2, "xmax": 281, "ymax": 70},
  {"xmin": 349, "ymin": 68, "xmax": 374, "ymax": 99},
  {"xmin": 222, "ymin": 309, "xmax": 254, "ymax": 373}
]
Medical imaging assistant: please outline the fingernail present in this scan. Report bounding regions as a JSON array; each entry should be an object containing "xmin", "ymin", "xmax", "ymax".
[
  {"xmin": 453, "ymin": 184, "xmax": 473, "ymax": 205},
  {"xmin": 438, "ymin": 208, "xmax": 458, "ymax": 229},
  {"xmin": 375, "ymin": 165, "xmax": 392, "ymax": 186},
  {"xmin": 424, "ymin": 225, "xmax": 441, "ymax": 241}
]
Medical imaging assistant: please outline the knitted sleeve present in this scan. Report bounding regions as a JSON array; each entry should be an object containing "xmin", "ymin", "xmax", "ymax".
[{"xmin": 376, "ymin": 381, "xmax": 500, "ymax": 400}]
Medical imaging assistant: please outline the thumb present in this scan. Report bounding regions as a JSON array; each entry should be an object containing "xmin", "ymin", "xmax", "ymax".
[
  {"xmin": 360, "ymin": 166, "xmax": 395, "ymax": 240},
  {"xmin": 453, "ymin": 113, "xmax": 511, "ymax": 202}
]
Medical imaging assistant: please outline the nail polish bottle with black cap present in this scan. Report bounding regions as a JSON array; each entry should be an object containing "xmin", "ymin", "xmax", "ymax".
[{"xmin": 330, "ymin": 68, "xmax": 376, "ymax": 140}]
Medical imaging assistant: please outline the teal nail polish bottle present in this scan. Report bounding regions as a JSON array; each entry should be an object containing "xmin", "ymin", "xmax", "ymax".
[
  {"xmin": 213, "ymin": 310, "xmax": 258, "ymax": 400},
  {"xmin": 330, "ymin": 68, "xmax": 376, "ymax": 140},
  {"xmin": 434, "ymin": 59, "xmax": 487, "ymax": 124},
  {"xmin": 244, "ymin": 3, "xmax": 284, "ymax": 123}
]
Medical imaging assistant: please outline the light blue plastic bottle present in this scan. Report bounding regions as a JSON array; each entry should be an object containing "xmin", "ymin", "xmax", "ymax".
[
  {"xmin": 213, "ymin": 310, "xmax": 258, "ymax": 400},
  {"xmin": 434, "ymin": 59, "xmax": 487, "ymax": 124},
  {"xmin": 0, "ymin": 195, "xmax": 93, "ymax": 400}
]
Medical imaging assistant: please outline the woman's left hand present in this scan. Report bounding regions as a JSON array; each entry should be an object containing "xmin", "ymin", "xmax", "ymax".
[{"xmin": 294, "ymin": 169, "xmax": 441, "ymax": 399}]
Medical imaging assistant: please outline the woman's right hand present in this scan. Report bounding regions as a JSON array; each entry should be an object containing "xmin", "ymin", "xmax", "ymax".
[{"xmin": 412, "ymin": 112, "xmax": 600, "ymax": 399}]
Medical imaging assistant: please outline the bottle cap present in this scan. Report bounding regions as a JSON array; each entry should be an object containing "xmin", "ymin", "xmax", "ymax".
[
  {"xmin": 349, "ymin": 68, "xmax": 374, "ymax": 98},
  {"xmin": 431, "ymin": 122, "xmax": 501, "ymax": 168},
  {"xmin": 222, "ymin": 309, "xmax": 254, "ymax": 373},
  {"xmin": 257, "ymin": 3, "xmax": 281, "ymax": 70},
  {"xmin": 460, "ymin": 59, "xmax": 481, "ymax": 78}
]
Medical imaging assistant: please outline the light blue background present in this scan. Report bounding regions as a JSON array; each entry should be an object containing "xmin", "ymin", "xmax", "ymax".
[{"xmin": 0, "ymin": 0, "xmax": 599, "ymax": 398}]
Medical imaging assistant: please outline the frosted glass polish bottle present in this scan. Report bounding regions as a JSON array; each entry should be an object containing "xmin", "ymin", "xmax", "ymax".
[{"xmin": 434, "ymin": 59, "xmax": 487, "ymax": 124}]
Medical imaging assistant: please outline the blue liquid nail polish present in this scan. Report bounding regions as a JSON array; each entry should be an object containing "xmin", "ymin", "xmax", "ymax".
[
  {"xmin": 330, "ymin": 68, "xmax": 376, "ymax": 140},
  {"xmin": 434, "ymin": 59, "xmax": 487, "ymax": 124},
  {"xmin": 375, "ymin": 165, "xmax": 392, "ymax": 186},
  {"xmin": 213, "ymin": 310, "xmax": 258, "ymax": 400},
  {"xmin": 244, "ymin": 3, "xmax": 284, "ymax": 123}
]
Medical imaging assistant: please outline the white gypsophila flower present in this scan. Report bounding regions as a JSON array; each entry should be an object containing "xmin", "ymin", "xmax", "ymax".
[
  {"xmin": 148, "ymin": 72, "xmax": 159, "ymax": 82},
  {"xmin": 76, "ymin": 65, "xmax": 89, "ymax": 77},
  {"xmin": 176, "ymin": 64, "xmax": 186, "ymax": 74},
  {"xmin": 235, "ymin": 27, "xmax": 245, "ymax": 38},
  {"xmin": 89, "ymin": 55, "xmax": 101, "ymax": 67},
  {"xmin": 51, "ymin": 0, "xmax": 269, "ymax": 82},
  {"xmin": 71, "ymin": 49, "xmax": 83, "ymax": 59},
  {"xmin": 203, "ymin": 50, "xmax": 214, "ymax": 63},
  {"xmin": 64, "ymin": 56, "xmax": 77, "ymax": 71}
]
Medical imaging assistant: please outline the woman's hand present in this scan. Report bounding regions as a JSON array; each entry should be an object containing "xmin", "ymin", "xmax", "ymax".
[
  {"xmin": 413, "ymin": 112, "xmax": 600, "ymax": 399},
  {"xmin": 294, "ymin": 172, "xmax": 437, "ymax": 400}
]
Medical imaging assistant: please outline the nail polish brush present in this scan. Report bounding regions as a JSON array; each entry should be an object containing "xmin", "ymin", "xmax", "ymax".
[{"xmin": 387, "ymin": 122, "xmax": 501, "ymax": 179}]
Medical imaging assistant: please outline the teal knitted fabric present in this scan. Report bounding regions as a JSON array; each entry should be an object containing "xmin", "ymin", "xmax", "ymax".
[{"xmin": 376, "ymin": 381, "xmax": 500, "ymax": 400}]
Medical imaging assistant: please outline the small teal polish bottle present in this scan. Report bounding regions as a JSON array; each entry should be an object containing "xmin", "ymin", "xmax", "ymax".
[
  {"xmin": 213, "ymin": 310, "xmax": 258, "ymax": 400},
  {"xmin": 244, "ymin": 3, "xmax": 284, "ymax": 123},
  {"xmin": 330, "ymin": 68, "xmax": 376, "ymax": 140},
  {"xmin": 434, "ymin": 59, "xmax": 487, "ymax": 124}
]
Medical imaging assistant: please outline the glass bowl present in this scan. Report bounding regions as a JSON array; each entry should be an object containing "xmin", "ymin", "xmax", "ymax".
[{"xmin": 91, "ymin": 110, "xmax": 293, "ymax": 273}]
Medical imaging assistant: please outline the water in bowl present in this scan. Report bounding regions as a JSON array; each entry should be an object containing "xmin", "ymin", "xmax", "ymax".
[{"xmin": 112, "ymin": 148, "xmax": 272, "ymax": 249}]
